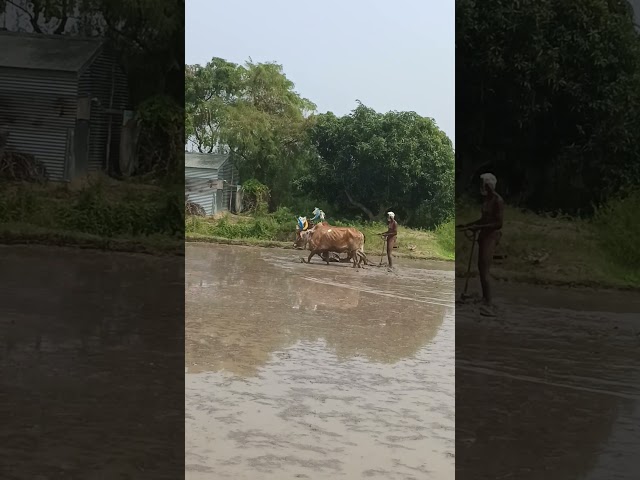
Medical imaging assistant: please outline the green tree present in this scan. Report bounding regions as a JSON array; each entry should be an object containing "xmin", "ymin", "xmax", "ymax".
[
  {"xmin": 304, "ymin": 103, "xmax": 454, "ymax": 228},
  {"xmin": 457, "ymin": 0, "xmax": 640, "ymax": 213},
  {"xmin": 1, "ymin": 0, "xmax": 184, "ymax": 104},
  {"xmin": 185, "ymin": 58, "xmax": 244, "ymax": 153},
  {"xmin": 185, "ymin": 58, "xmax": 316, "ymax": 207}
]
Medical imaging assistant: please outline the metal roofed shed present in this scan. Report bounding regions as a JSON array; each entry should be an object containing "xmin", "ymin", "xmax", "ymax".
[
  {"xmin": 185, "ymin": 152, "xmax": 240, "ymax": 216},
  {"xmin": 0, "ymin": 31, "xmax": 129, "ymax": 181}
]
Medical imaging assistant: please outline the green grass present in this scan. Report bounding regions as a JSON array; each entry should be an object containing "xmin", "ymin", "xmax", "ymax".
[
  {"xmin": 593, "ymin": 188, "xmax": 640, "ymax": 269},
  {"xmin": 0, "ymin": 175, "xmax": 183, "ymax": 255},
  {"xmin": 456, "ymin": 199, "xmax": 640, "ymax": 289},
  {"xmin": 185, "ymin": 207, "xmax": 455, "ymax": 261}
]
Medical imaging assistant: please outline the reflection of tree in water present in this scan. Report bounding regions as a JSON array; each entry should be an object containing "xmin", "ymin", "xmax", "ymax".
[
  {"xmin": 186, "ymin": 249, "xmax": 297, "ymax": 376},
  {"xmin": 3, "ymin": 253, "xmax": 182, "ymax": 361},
  {"xmin": 186, "ymin": 245, "xmax": 449, "ymax": 376},
  {"xmin": 456, "ymin": 307, "xmax": 637, "ymax": 480},
  {"xmin": 287, "ymin": 276, "xmax": 448, "ymax": 364},
  {"xmin": 185, "ymin": 246, "xmax": 244, "ymax": 294}
]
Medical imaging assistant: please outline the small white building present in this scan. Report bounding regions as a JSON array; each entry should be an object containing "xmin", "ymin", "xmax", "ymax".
[{"xmin": 185, "ymin": 152, "xmax": 240, "ymax": 215}]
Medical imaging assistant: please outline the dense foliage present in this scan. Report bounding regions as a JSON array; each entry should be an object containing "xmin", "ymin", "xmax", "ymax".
[
  {"xmin": 185, "ymin": 58, "xmax": 316, "ymax": 207},
  {"xmin": 303, "ymin": 104, "xmax": 454, "ymax": 229},
  {"xmin": 456, "ymin": 0, "xmax": 640, "ymax": 213},
  {"xmin": 185, "ymin": 58, "xmax": 455, "ymax": 229}
]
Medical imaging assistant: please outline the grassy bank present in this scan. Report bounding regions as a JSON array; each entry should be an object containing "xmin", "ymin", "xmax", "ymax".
[
  {"xmin": 456, "ymin": 200, "xmax": 640, "ymax": 289},
  {"xmin": 0, "ymin": 175, "xmax": 183, "ymax": 255},
  {"xmin": 186, "ymin": 208, "xmax": 455, "ymax": 261}
]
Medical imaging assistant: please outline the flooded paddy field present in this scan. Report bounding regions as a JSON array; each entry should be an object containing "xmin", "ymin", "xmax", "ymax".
[
  {"xmin": 186, "ymin": 243, "xmax": 455, "ymax": 479},
  {"xmin": 456, "ymin": 282, "xmax": 640, "ymax": 480},
  {"xmin": 0, "ymin": 245, "xmax": 184, "ymax": 479}
]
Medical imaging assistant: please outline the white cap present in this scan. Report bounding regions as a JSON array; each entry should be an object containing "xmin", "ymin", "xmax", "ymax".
[
  {"xmin": 387, "ymin": 211, "xmax": 395, "ymax": 218},
  {"xmin": 480, "ymin": 173, "xmax": 497, "ymax": 189}
]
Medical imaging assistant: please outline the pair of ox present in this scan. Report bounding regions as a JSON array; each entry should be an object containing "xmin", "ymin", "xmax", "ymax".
[{"xmin": 294, "ymin": 220, "xmax": 368, "ymax": 268}]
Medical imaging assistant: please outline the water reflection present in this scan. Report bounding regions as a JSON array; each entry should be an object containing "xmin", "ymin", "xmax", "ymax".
[
  {"xmin": 186, "ymin": 243, "xmax": 456, "ymax": 480},
  {"xmin": 186, "ymin": 244, "xmax": 454, "ymax": 376},
  {"xmin": 456, "ymin": 288, "xmax": 640, "ymax": 480}
]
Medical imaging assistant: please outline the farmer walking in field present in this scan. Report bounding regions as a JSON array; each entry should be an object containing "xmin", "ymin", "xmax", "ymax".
[
  {"xmin": 380, "ymin": 212, "xmax": 398, "ymax": 269},
  {"xmin": 457, "ymin": 173, "xmax": 504, "ymax": 317}
]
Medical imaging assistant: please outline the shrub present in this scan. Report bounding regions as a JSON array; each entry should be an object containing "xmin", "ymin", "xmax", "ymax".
[
  {"xmin": 434, "ymin": 218, "xmax": 455, "ymax": 254},
  {"xmin": 241, "ymin": 179, "xmax": 270, "ymax": 214},
  {"xmin": 593, "ymin": 188, "xmax": 640, "ymax": 267},
  {"xmin": 0, "ymin": 179, "xmax": 180, "ymax": 238}
]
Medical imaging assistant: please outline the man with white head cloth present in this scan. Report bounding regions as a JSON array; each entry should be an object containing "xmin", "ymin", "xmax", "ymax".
[
  {"xmin": 457, "ymin": 173, "xmax": 504, "ymax": 316},
  {"xmin": 380, "ymin": 211, "xmax": 399, "ymax": 269}
]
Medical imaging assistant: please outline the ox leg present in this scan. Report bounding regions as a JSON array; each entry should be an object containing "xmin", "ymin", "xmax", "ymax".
[{"xmin": 307, "ymin": 251, "xmax": 315, "ymax": 264}]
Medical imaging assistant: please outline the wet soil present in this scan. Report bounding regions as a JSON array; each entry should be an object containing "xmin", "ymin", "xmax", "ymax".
[
  {"xmin": 186, "ymin": 243, "xmax": 455, "ymax": 479},
  {"xmin": 0, "ymin": 245, "xmax": 184, "ymax": 479},
  {"xmin": 456, "ymin": 280, "xmax": 640, "ymax": 479}
]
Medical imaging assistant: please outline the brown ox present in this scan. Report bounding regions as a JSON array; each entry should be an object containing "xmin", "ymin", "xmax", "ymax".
[
  {"xmin": 294, "ymin": 223, "xmax": 368, "ymax": 268},
  {"xmin": 294, "ymin": 227, "xmax": 336, "ymax": 263},
  {"xmin": 294, "ymin": 221, "xmax": 341, "ymax": 263}
]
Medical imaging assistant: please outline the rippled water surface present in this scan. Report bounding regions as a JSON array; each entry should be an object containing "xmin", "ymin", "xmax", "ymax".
[
  {"xmin": 456, "ymin": 282, "xmax": 640, "ymax": 480},
  {"xmin": 1, "ymin": 245, "xmax": 184, "ymax": 479},
  {"xmin": 186, "ymin": 243, "xmax": 456, "ymax": 479}
]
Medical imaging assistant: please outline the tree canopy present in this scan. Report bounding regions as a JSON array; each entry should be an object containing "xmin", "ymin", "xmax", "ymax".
[
  {"xmin": 456, "ymin": 0, "xmax": 640, "ymax": 213},
  {"xmin": 303, "ymin": 103, "xmax": 454, "ymax": 228},
  {"xmin": 185, "ymin": 57, "xmax": 455, "ymax": 228},
  {"xmin": 185, "ymin": 58, "xmax": 316, "ymax": 207},
  {"xmin": 1, "ymin": 0, "xmax": 184, "ymax": 104}
]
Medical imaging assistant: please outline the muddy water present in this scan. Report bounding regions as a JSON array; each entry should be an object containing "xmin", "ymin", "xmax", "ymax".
[
  {"xmin": 0, "ymin": 245, "xmax": 184, "ymax": 479},
  {"xmin": 456, "ymin": 281, "xmax": 640, "ymax": 480},
  {"xmin": 186, "ymin": 243, "xmax": 455, "ymax": 479}
]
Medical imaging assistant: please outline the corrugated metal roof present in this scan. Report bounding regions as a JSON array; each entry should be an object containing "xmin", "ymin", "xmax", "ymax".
[
  {"xmin": 0, "ymin": 31, "xmax": 103, "ymax": 73},
  {"xmin": 185, "ymin": 152, "xmax": 230, "ymax": 170}
]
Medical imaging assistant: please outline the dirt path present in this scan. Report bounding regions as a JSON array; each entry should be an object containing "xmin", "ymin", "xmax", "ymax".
[
  {"xmin": 186, "ymin": 243, "xmax": 455, "ymax": 479},
  {"xmin": 455, "ymin": 281, "xmax": 640, "ymax": 479}
]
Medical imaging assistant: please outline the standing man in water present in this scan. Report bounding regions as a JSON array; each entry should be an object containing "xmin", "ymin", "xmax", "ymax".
[
  {"xmin": 381, "ymin": 211, "xmax": 398, "ymax": 269},
  {"xmin": 457, "ymin": 173, "xmax": 504, "ymax": 316}
]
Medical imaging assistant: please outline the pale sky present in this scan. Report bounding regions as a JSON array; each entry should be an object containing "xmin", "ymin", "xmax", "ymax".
[{"xmin": 186, "ymin": 0, "xmax": 455, "ymax": 145}]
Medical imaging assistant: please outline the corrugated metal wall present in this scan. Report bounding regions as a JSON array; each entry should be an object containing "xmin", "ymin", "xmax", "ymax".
[
  {"xmin": 217, "ymin": 158, "xmax": 239, "ymax": 212},
  {"xmin": 78, "ymin": 48, "xmax": 129, "ymax": 173},
  {"xmin": 185, "ymin": 166, "xmax": 218, "ymax": 215},
  {"xmin": 0, "ymin": 68, "xmax": 77, "ymax": 180}
]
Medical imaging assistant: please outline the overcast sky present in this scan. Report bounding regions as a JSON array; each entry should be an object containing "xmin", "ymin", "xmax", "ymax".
[{"xmin": 186, "ymin": 0, "xmax": 455, "ymax": 145}]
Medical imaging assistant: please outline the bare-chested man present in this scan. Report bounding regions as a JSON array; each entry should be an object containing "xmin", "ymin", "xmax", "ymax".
[
  {"xmin": 457, "ymin": 173, "xmax": 504, "ymax": 316},
  {"xmin": 381, "ymin": 211, "xmax": 398, "ymax": 269}
]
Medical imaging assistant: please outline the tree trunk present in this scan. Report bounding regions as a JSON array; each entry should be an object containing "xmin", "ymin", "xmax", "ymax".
[
  {"xmin": 344, "ymin": 190, "xmax": 375, "ymax": 220},
  {"xmin": 375, "ymin": 205, "xmax": 389, "ymax": 221}
]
